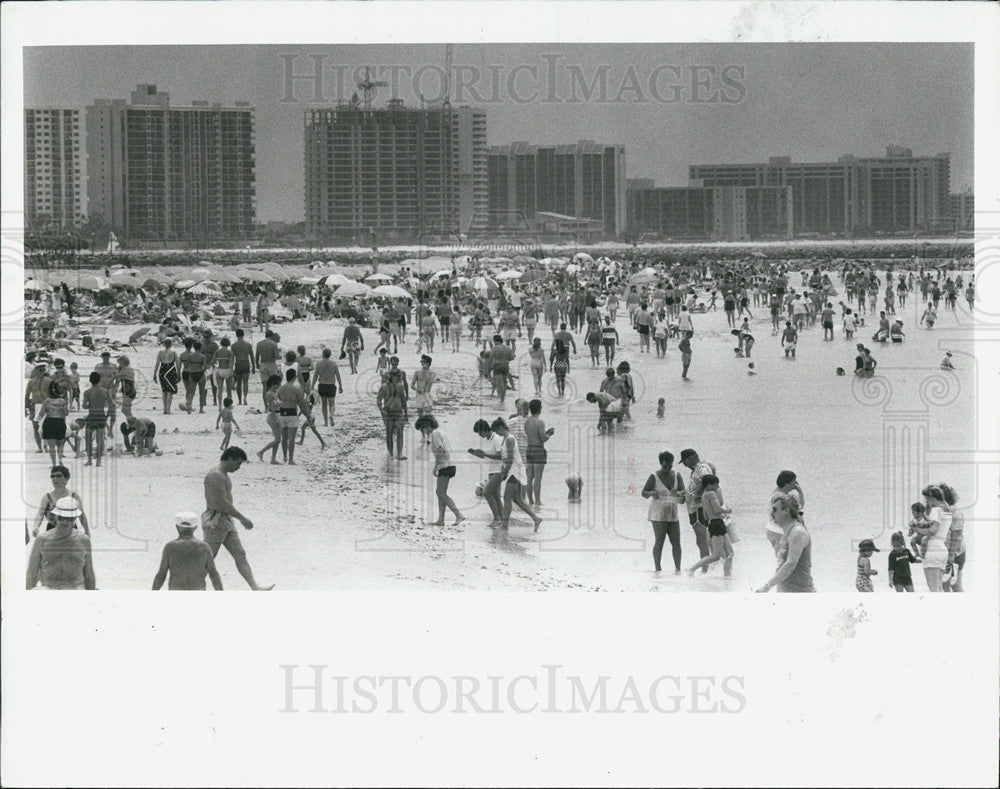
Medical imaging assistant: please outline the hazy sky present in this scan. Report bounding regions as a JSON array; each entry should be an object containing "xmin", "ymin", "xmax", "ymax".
[{"xmin": 24, "ymin": 43, "xmax": 973, "ymax": 223}]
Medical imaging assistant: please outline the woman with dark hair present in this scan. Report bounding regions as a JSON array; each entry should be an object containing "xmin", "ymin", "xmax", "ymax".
[
  {"xmin": 416, "ymin": 415, "xmax": 464, "ymax": 526},
  {"xmin": 914, "ymin": 485, "xmax": 952, "ymax": 591},
  {"xmin": 32, "ymin": 464, "xmax": 90, "ymax": 537},
  {"xmin": 256, "ymin": 374, "xmax": 284, "ymax": 464},
  {"xmin": 550, "ymin": 338, "xmax": 570, "ymax": 396},
  {"xmin": 938, "ymin": 483, "xmax": 966, "ymax": 592},
  {"xmin": 38, "ymin": 380, "xmax": 69, "ymax": 464},
  {"xmin": 641, "ymin": 451, "xmax": 686, "ymax": 573}
]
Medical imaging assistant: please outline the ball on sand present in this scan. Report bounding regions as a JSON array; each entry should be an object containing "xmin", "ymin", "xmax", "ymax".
[{"xmin": 474, "ymin": 481, "xmax": 485, "ymax": 498}]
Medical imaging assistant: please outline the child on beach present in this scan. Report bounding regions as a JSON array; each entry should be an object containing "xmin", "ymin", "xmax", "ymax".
[
  {"xmin": 686, "ymin": 474, "xmax": 733, "ymax": 577},
  {"xmin": 856, "ymin": 539, "xmax": 879, "ymax": 591},
  {"xmin": 908, "ymin": 502, "xmax": 929, "ymax": 556},
  {"xmin": 69, "ymin": 362, "xmax": 81, "ymax": 410},
  {"xmin": 678, "ymin": 332, "xmax": 692, "ymax": 381},
  {"xmin": 888, "ymin": 531, "xmax": 920, "ymax": 592},
  {"xmin": 216, "ymin": 397, "xmax": 240, "ymax": 451},
  {"xmin": 656, "ymin": 397, "xmax": 665, "ymax": 418},
  {"xmin": 376, "ymin": 348, "xmax": 389, "ymax": 376}
]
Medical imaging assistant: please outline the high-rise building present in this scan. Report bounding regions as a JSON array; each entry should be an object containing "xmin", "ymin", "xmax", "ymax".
[
  {"xmin": 304, "ymin": 101, "xmax": 487, "ymax": 243},
  {"xmin": 86, "ymin": 84, "xmax": 257, "ymax": 241},
  {"xmin": 949, "ymin": 191, "xmax": 974, "ymax": 232},
  {"xmin": 488, "ymin": 141, "xmax": 625, "ymax": 238},
  {"xmin": 689, "ymin": 148, "xmax": 950, "ymax": 235},
  {"xmin": 24, "ymin": 108, "xmax": 84, "ymax": 230},
  {"xmin": 626, "ymin": 184, "xmax": 792, "ymax": 241}
]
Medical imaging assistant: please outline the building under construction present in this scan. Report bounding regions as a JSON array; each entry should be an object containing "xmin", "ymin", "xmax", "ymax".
[{"xmin": 304, "ymin": 99, "xmax": 487, "ymax": 244}]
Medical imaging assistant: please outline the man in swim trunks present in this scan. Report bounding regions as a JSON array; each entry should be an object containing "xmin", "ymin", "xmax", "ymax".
[
  {"xmin": 314, "ymin": 348, "xmax": 343, "ymax": 426},
  {"xmin": 411, "ymin": 354, "xmax": 436, "ymax": 418},
  {"xmin": 93, "ymin": 351, "xmax": 117, "ymax": 390},
  {"xmin": 202, "ymin": 447, "xmax": 273, "ymax": 590},
  {"xmin": 255, "ymin": 330, "xmax": 281, "ymax": 406},
  {"xmin": 275, "ymin": 368, "xmax": 312, "ymax": 465},
  {"xmin": 201, "ymin": 329, "xmax": 220, "ymax": 406},
  {"xmin": 153, "ymin": 511, "xmax": 223, "ymax": 590},
  {"xmin": 231, "ymin": 328, "xmax": 255, "ymax": 405},
  {"xmin": 680, "ymin": 448, "xmax": 714, "ymax": 570},
  {"xmin": 81, "ymin": 371, "xmax": 114, "ymax": 466},
  {"xmin": 26, "ymin": 496, "xmax": 96, "ymax": 590}
]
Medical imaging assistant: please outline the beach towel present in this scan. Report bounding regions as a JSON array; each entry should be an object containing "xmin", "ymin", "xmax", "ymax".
[{"xmin": 158, "ymin": 363, "xmax": 179, "ymax": 394}]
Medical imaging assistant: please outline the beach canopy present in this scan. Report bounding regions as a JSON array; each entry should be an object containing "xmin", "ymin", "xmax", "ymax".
[
  {"xmin": 496, "ymin": 269, "xmax": 522, "ymax": 280},
  {"xmin": 372, "ymin": 284, "xmax": 412, "ymax": 299},
  {"xmin": 75, "ymin": 275, "xmax": 107, "ymax": 291},
  {"xmin": 334, "ymin": 280, "xmax": 372, "ymax": 297},
  {"xmin": 364, "ymin": 273, "xmax": 393, "ymax": 283},
  {"xmin": 189, "ymin": 281, "xmax": 223, "ymax": 296},
  {"xmin": 24, "ymin": 279, "xmax": 53, "ymax": 292},
  {"xmin": 174, "ymin": 279, "xmax": 197, "ymax": 289},
  {"xmin": 573, "ymin": 252, "xmax": 594, "ymax": 263}
]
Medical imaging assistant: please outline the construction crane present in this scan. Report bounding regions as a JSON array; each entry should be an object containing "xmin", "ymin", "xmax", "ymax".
[
  {"xmin": 357, "ymin": 66, "xmax": 387, "ymax": 109},
  {"xmin": 443, "ymin": 44, "xmax": 453, "ymax": 106}
]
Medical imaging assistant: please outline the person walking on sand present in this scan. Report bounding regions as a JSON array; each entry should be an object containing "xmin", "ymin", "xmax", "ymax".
[
  {"xmin": 202, "ymin": 447, "xmax": 274, "ymax": 590},
  {"xmin": 415, "ymin": 415, "xmax": 464, "ymax": 526},
  {"xmin": 152, "ymin": 512, "xmax": 223, "ymax": 590},
  {"xmin": 314, "ymin": 348, "xmax": 343, "ymax": 426},
  {"xmin": 524, "ymin": 398, "xmax": 554, "ymax": 508},
  {"xmin": 493, "ymin": 418, "xmax": 543, "ymax": 532},
  {"xmin": 153, "ymin": 339, "xmax": 180, "ymax": 414},
  {"xmin": 275, "ymin": 369, "xmax": 312, "ymax": 465}
]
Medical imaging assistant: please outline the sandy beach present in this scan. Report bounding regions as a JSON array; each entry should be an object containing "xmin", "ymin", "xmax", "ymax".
[{"xmin": 22, "ymin": 270, "xmax": 975, "ymax": 592}]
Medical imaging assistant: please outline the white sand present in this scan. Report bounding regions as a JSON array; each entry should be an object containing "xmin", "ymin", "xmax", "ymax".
[{"xmin": 24, "ymin": 273, "xmax": 974, "ymax": 591}]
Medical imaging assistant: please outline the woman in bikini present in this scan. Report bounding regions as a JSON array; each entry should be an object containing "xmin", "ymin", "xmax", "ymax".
[{"xmin": 256, "ymin": 375, "xmax": 285, "ymax": 464}]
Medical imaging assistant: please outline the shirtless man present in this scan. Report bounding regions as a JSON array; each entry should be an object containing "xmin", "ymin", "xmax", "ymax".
[
  {"xmin": 202, "ymin": 447, "xmax": 273, "ymax": 590},
  {"xmin": 255, "ymin": 330, "xmax": 281, "ymax": 406},
  {"xmin": 231, "ymin": 328, "xmax": 255, "ymax": 405},
  {"xmin": 314, "ymin": 348, "xmax": 343, "ymax": 425},
  {"xmin": 275, "ymin": 369, "xmax": 312, "ymax": 465},
  {"xmin": 81, "ymin": 371, "xmax": 114, "ymax": 466},
  {"xmin": 153, "ymin": 511, "xmax": 223, "ymax": 590},
  {"xmin": 411, "ymin": 355, "xmax": 436, "ymax": 418},
  {"xmin": 26, "ymin": 496, "xmax": 96, "ymax": 590}
]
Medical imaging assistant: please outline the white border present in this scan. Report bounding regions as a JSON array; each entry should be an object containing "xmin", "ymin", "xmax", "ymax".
[{"xmin": 2, "ymin": 3, "xmax": 998, "ymax": 786}]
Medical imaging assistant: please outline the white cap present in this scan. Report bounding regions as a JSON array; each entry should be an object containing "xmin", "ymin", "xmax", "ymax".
[{"xmin": 174, "ymin": 511, "xmax": 200, "ymax": 528}]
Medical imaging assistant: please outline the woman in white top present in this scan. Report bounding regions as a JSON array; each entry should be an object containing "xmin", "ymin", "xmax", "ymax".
[
  {"xmin": 914, "ymin": 485, "xmax": 952, "ymax": 592},
  {"xmin": 492, "ymin": 417, "xmax": 542, "ymax": 533},
  {"xmin": 641, "ymin": 451, "xmax": 686, "ymax": 573},
  {"xmin": 415, "ymin": 415, "xmax": 464, "ymax": 526}
]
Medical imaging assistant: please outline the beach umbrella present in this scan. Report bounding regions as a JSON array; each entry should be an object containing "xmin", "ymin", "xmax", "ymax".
[
  {"xmin": 513, "ymin": 255, "xmax": 536, "ymax": 265},
  {"xmin": 189, "ymin": 281, "xmax": 223, "ymax": 296},
  {"xmin": 364, "ymin": 273, "xmax": 393, "ymax": 283},
  {"xmin": 539, "ymin": 257, "xmax": 567, "ymax": 268},
  {"xmin": 466, "ymin": 275, "xmax": 499, "ymax": 296},
  {"xmin": 335, "ymin": 280, "xmax": 373, "ymax": 297},
  {"xmin": 24, "ymin": 279, "xmax": 53, "ymax": 292},
  {"xmin": 75, "ymin": 275, "xmax": 107, "ymax": 291},
  {"xmin": 174, "ymin": 279, "xmax": 196, "ymax": 289},
  {"xmin": 239, "ymin": 269, "xmax": 274, "ymax": 283},
  {"xmin": 372, "ymin": 284, "xmax": 412, "ymax": 299},
  {"xmin": 496, "ymin": 269, "xmax": 523, "ymax": 281},
  {"xmin": 298, "ymin": 275, "xmax": 321, "ymax": 285},
  {"xmin": 429, "ymin": 270, "xmax": 453, "ymax": 281},
  {"xmin": 453, "ymin": 255, "xmax": 473, "ymax": 269},
  {"xmin": 207, "ymin": 268, "xmax": 240, "ymax": 284},
  {"xmin": 128, "ymin": 327, "xmax": 151, "ymax": 344},
  {"xmin": 519, "ymin": 269, "xmax": 547, "ymax": 284},
  {"xmin": 108, "ymin": 272, "xmax": 141, "ymax": 288},
  {"xmin": 308, "ymin": 260, "xmax": 326, "ymax": 269},
  {"xmin": 318, "ymin": 273, "xmax": 351, "ymax": 288},
  {"xmin": 188, "ymin": 268, "xmax": 213, "ymax": 282},
  {"xmin": 573, "ymin": 252, "xmax": 594, "ymax": 263}
]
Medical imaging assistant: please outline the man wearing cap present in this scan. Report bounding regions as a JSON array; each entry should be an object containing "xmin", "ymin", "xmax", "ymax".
[
  {"xmin": 26, "ymin": 497, "xmax": 96, "ymax": 590},
  {"xmin": 202, "ymin": 447, "xmax": 273, "ymax": 590},
  {"xmin": 93, "ymin": 351, "xmax": 117, "ymax": 391},
  {"xmin": 153, "ymin": 512, "xmax": 223, "ymax": 591},
  {"xmin": 680, "ymin": 448, "xmax": 715, "ymax": 570}
]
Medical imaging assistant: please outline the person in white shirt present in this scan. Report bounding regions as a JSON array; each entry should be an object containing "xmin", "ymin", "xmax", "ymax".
[{"xmin": 416, "ymin": 415, "xmax": 464, "ymax": 526}]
